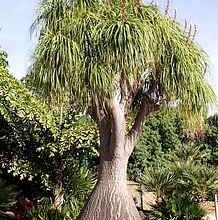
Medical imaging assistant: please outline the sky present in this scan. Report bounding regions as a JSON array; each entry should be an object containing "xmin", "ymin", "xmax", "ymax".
[
  {"xmin": 0, "ymin": 0, "xmax": 37, "ymax": 78},
  {"xmin": 0, "ymin": 0, "xmax": 218, "ymax": 96}
]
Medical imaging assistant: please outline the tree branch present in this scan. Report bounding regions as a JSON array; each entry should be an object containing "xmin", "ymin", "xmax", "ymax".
[
  {"xmin": 120, "ymin": 78, "xmax": 142, "ymax": 115},
  {"xmin": 98, "ymin": 114, "xmax": 111, "ymax": 157},
  {"xmin": 127, "ymin": 96, "xmax": 159, "ymax": 151},
  {"xmin": 110, "ymin": 99, "xmax": 126, "ymax": 153},
  {"xmin": 0, "ymin": 210, "xmax": 16, "ymax": 219},
  {"xmin": 88, "ymin": 101, "xmax": 100, "ymax": 124},
  {"xmin": 97, "ymin": 98, "xmax": 126, "ymax": 160}
]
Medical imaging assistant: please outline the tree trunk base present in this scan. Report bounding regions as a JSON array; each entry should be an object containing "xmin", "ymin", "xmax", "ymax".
[{"xmin": 79, "ymin": 181, "xmax": 142, "ymax": 220}]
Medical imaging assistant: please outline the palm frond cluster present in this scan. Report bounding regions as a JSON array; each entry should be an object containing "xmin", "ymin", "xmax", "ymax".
[
  {"xmin": 31, "ymin": 0, "xmax": 214, "ymax": 123},
  {"xmin": 142, "ymin": 144, "xmax": 218, "ymax": 220}
]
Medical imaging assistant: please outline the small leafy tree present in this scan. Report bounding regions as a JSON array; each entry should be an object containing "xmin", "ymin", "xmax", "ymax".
[
  {"xmin": 203, "ymin": 114, "xmax": 218, "ymax": 166},
  {"xmin": 128, "ymin": 110, "xmax": 184, "ymax": 179},
  {"xmin": 0, "ymin": 51, "xmax": 97, "ymax": 210},
  {"xmin": 0, "ymin": 53, "xmax": 55, "ymax": 199}
]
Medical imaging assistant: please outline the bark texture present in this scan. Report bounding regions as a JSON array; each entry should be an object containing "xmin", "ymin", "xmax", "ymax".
[
  {"xmin": 79, "ymin": 157, "xmax": 142, "ymax": 220},
  {"xmin": 80, "ymin": 98, "xmax": 155, "ymax": 220}
]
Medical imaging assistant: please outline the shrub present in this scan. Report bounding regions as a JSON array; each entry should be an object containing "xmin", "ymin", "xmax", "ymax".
[
  {"xmin": 142, "ymin": 144, "xmax": 216, "ymax": 220},
  {"xmin": 0, "ymin": 178, "xmax": 17, "ymax": 210},
  {"xmin": 30, "ymin": 166, "xmax": 94, "ymax": 220},
  {"xmin": 128, "ymin": 110, "xmax": 184, "ymax": 179},
  {"xmin": 168, "ymin": 195, "xmax": 206, "ymax": 220}
]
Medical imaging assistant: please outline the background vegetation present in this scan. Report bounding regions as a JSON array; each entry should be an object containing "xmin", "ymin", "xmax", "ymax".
[{"xmin": 0, "ymin": 0, "xmax": 217, "ymax": 219}]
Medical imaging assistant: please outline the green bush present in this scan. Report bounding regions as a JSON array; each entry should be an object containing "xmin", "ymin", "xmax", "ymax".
[
  {"xmin": 142, "ymin": 144, "xmax": 216, "ymax": 220},
  {"xmin": 143, "ymin": 166, "xmax": 177, "ymax": 200},
  {"xmin": 148, "ymin": 196, "xmax": 205, "ymax": 220},
  {"xmin": 168, "ymin": 195, "xmax": 206, "ymax": 220},
  {"xmin": 0, "ymin": 178, "xmax": 17, "ymax": 210},
  {"xmin": 128, "ymin": 110, "xmax": 184, "ymax": 179},
  {"xmin": 203, "ymin": 114, "xmax": 218, "ymax": 166},
  {"xmin": 30, "ymin": 197, "xmax": 83, "ymax": 220},
  {"xmin": 30, "ymin": 165, "xmax": 94, "ymax": 220}
]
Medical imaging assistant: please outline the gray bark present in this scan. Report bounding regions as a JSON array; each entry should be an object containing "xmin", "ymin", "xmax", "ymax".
[
  {"xmin": 79, "ymin": 98, "xmax": 153, "ymax": 220},
  {"xmin": 79, "ymin": 154, "xmax": 142, "ymax": 220}
]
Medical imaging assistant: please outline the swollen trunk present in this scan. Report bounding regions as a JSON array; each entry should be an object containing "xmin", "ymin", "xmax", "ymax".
[{"xmin": 79, "ymin": 155, "xmax": 142, "ymax": 220}]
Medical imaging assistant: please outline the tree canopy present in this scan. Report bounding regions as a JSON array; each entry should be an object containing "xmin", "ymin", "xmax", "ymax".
[{"xmin": 31, "ymin": 0, "xmax": 214, "ymax": 124}]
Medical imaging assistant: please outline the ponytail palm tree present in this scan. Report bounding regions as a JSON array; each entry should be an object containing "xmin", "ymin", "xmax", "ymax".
[{"xmin": 31, "ymin": 0, "xmax": 215, "ymax": 219}]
